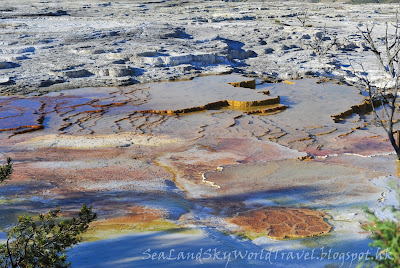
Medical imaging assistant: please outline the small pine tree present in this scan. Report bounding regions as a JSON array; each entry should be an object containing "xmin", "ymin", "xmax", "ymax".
[
  {"xmin": 0, "ymin": 157, "xmax": 12, "ymax": 184},
  {"xmin": 360, "ymin": 183, "xmax": 400, "ymax": 267},
  {"xmin": 0, "ymin": 206, "xmax": 97, "ymax": 268},
  {"xmin": 0, "ymin": 158, "xmax": 97, "ymax": 268}
]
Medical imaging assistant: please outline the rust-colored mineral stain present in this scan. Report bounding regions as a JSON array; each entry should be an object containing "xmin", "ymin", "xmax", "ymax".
[
  {"xmin": 229, "ymin": 207, "xmax": 332, "ymax": 239},
  {"xmin": 92, "ymin": 206, "xmax": 164, "ymax": 225},
  {"xmin": 83, "ymin": 206, "xmax": 177, "ymax": 241},
  {"xmin": 0, "ymin": 75, "xmax": 284, "ymax": 136},
  {"xmin": 243, "ymin": 104, "xmax": 287, "ymax": 115},
  {"xmin": 0, "ymin": 112, "xmax": 44, "ymax": 134},
  {"xmin": 228, "ymin": 79, "xmax": 256, "ymax": 89},
  {"xmin": 330, "ymin": 99, "xmax": 380, "ymax": 123}
]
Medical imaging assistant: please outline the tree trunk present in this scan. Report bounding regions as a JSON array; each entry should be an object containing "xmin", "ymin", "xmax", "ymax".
[
  {"xmin": 388, "ymin": 131, "xmax": 400, "ymax": 159},
  {"xmin": 389, "ymin": 61, "xmax": 395, "ymax": 77}
]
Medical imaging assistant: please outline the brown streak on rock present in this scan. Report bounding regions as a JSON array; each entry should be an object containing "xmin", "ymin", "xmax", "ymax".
[
  {"xmin": 228, "ymin": 79, "xmax": 256, "ymax": 89},
  {"xmin": 313, "ymin": 128, "xmax": 337, "ymax": 136},
  {"xmin": 244, "ymin": 104, "xmax": 287, "ymax": 115},
  {"xmin": 338, "ymin": 130, "xmax": 354, "ymax": 138},
  {"xmin": 142, "ymin": 97, "xmax": 281, "ymax": 115},
  {"xmin": 331, "ymin": 99, "xmax": 380, "ymax": 123}
]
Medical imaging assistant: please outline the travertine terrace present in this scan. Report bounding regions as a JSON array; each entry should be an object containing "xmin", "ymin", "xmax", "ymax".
[
  {"xmin": 1, "ymin": 1, "xmax": 400, "ymax": 267},
  {"xmin": 1, "ymin": 74, "xmax": 398, "ymax": 267},
  {"xmin": 0, "ymin": 0, "xmax": 400, "ymax": 93}
]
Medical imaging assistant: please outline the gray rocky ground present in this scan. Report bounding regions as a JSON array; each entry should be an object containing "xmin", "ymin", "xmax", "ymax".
[
  {"xmin": 2, "ymin": 1, "xmax": 400, "ymax": 267},
  {"xmin": 0, "ymin": 0, "xmax": 398, "ymax": 95}
]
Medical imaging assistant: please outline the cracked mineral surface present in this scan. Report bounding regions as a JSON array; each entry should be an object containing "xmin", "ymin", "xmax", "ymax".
[
  {"xmin": 1, "ymin": 74, "xmax": 399, "ymax": 267},
  {"xmin": 1, "ymin": 1, "xmax": 400, "ymax": 267}
]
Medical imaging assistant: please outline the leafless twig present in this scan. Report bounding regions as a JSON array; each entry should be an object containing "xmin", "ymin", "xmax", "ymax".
[
  {"xmin": 296, "ymin": 9, "xmax": 308, "ymax": 27},
  {"xmin": 348, "ymin": 58, "xmax": 400, "ymax": 158},
  {"xmin": 307, "ymin": 25, "xmax": 337, "ymax": 57},
  {"xmin": 357, "ymin": 12, "xmax": 400, "ymax": 78}
]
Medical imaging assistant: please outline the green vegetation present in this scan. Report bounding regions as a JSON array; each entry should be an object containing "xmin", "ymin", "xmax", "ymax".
[
  {"xmin": 0, "ymin": 158, "xmax": 12, "ymax": 184},
  {"xmin": 360, "ymin": 183, "xmax": 400, "ymax": 267},
  {"xmin": 0, "ymin": 158, "xmax": 97, "ymax": 268},
  {"xmin": 0, "ymin": 206, "xmax": 96, "ymax": 268}
]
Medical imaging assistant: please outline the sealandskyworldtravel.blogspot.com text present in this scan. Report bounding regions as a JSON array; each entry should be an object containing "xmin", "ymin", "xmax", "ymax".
[{"xmin": 142, "ymin": 246, "xmax": 391, "ymax": 267}]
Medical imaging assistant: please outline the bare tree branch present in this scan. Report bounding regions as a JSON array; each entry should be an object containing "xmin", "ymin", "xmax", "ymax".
[
  {"xmin": 307, "ymin": 25, "xmax": 337, "ymax": 57},
  {"xmin": 296, "ymin": 8, "xmax": 308, "ymax": 27}
]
